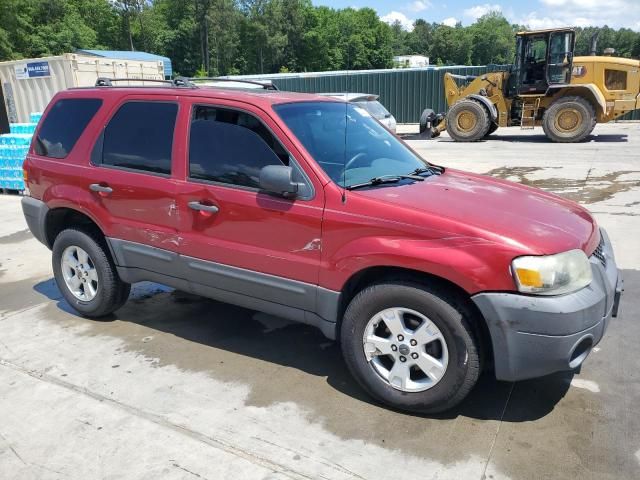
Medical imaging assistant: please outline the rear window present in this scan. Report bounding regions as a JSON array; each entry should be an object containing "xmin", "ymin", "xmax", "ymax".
[
  {"xmin": 355, "ymin": 101, "xmax": 390, "ymax": 119},
  {"xmin": 100, "ymin": 101, "xmax": 177, "ymax": 175},
  {"xmin": 35, "ymin": 98, "xmax": 102, "ymax": 158}
]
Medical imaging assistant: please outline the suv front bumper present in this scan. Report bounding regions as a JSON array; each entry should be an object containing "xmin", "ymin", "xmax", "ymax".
[{"xmin": 472, "ymin": 229, "xmax": 622, "ymax": 382}]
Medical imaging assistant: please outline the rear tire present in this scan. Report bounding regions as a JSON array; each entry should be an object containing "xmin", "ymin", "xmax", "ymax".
[
  {"xmin": 340, "ymin": 282, "xmax": 481, "ymax": 413},
  {"xmin": 52, "ymin": 228, "xmax": 130, "ymax": 318},
  {"xmin": 446, "ymin": 99, "xmax": 491, "ymax": 142},
  {"xmin": 542, "ymin": 96, "xmax": 596, "ymax": 143}
]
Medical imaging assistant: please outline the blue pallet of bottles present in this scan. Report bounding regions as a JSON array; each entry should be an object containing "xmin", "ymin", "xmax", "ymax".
[
  {"xmin": 0, "ymin": 144, "xmax": 29, "ymax": 155},
  {"xmin": 0, "ymin": 146, "xmax": 28, "ymax": 161},
  {"xmin": 0, "ymin": 134, "xmax": 33, "ymax": 146},
  {"xmin": 30, "ymin": 112, "xmax": 43, "ymax": 124},
  {"xmin": 9, "ymin": 123, "xmax": 37, "ymax": 135},
  {"xmin": 0, "ymin": 178, "xmax": 24, "ymax": 190}
]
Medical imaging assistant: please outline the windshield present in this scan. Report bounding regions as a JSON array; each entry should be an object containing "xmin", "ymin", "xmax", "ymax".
[{"xmin": 274, "ymin": 102, "xmax": 427, "ymax": 187}]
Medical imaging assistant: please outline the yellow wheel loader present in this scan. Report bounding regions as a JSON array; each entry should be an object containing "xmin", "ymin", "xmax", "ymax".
[{"xmin": 420, "ymin": 28, "xmax": 640, "ymax": 142}]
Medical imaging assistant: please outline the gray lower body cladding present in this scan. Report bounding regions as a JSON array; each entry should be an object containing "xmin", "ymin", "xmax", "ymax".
[
  {"xmin": 107, "ymin": 237, "xmax": 340, "ymax": 339},
  {"xmin": 21, "ymin": 196, "xmax": 50, "ymax": 247},
  {"xmin": 473, "ymin": 228, "xmax": 622, "ymax": 381}
]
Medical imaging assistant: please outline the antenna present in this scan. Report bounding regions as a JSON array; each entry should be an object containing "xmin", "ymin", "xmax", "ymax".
[{"xmin": 341, "ymin": 53, "xmax": 350, "ymax": 204}]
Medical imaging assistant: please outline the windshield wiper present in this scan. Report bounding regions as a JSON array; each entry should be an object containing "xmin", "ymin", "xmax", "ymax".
[
  {"xmin": 346, "ymin": 174, "xmax": 424, "ymax": 191},
  {"xmin": 409, "ymin": 165, "xmax": 444, "ymax": 176}
]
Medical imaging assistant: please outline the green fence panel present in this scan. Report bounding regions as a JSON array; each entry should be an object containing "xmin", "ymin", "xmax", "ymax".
[
  {"xmin": 234, "ymin": 65, "xmax": 639, "ymax": 123},
  {"xmin": 267, "ymin": 65, "xmax": 510, "ymax": 123},
  {"xmin": 617, "ymin": 110, "xmax": 640, "ymax": 121}
]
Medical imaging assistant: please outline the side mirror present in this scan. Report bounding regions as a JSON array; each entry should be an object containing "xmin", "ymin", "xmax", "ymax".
[{"xmin": 259, "ymin": 165, "xmax": 300, "ymax": 198}]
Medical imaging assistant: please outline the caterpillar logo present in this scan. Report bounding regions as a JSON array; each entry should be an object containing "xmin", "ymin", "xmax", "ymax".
[{"xmin": 572, "ymin": 65, "xmax": 587, "ymax": 78}]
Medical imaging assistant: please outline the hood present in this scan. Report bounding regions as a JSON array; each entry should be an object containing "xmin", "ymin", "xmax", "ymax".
[{"xmin": 355, "ymin": 169, "xmax": 598, "ymax": 255}]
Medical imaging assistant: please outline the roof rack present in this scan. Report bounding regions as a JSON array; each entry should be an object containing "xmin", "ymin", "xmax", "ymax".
[
  {"xmin": 187, "ymin": 77, "xmax": 279, "ymax": 90},
  {"xmin": 94, "ymin": 77, "xmax": 195, "ymax": 88},
  {"xmin": 93, "ymin": 76, "xmax": 278, "ymax": 91}
]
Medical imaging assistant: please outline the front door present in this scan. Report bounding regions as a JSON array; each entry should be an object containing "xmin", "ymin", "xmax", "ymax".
[
  {"xmin": 174, "ymin": 99, "xmax": 325, "ymax": 312},
  {"xmin": 547, "ymin": 31, "xmax": 575, "ymax": 86}
]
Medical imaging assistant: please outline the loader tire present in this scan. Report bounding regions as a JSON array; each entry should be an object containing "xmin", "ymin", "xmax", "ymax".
[
  {"xmin": 542, "ymin": 96, "xmax": 596, "ymax": 143},
  {"xmin": 484, "ymin": 122, "xmax": 499, "ymax": 137},
  {"xmin": 419, "ymin": 108, "xmax": 436, "ymax": 134},
  {"xmin": 446, "ymin": 99, "xmax": 491, "ymax": 142}
]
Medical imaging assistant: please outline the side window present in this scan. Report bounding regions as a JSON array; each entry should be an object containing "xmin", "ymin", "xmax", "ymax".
[
  {"xmin": 189, "ymin": 105, "xmax": 288, "ymax": 189},
  {"xmin": 35, "ymin": 98, "xmax": 102, "ymax": 158},
  {"xmin": 605, "ymin": 70, "xmax": 627, "ymax": 91},
  {"xmin": 101, "ymin": 101, "xmax": 177, "ymax": 175}
]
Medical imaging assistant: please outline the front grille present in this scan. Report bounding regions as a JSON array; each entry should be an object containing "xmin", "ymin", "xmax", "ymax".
[{"xmin": 592, "ymin": 235, "xmax": 607, "ymax": 268}]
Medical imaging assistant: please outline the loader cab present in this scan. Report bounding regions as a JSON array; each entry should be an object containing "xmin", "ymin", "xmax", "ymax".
[{"xmin": 509, "ymin": 28, "xmax": 576, "ymax": 96}]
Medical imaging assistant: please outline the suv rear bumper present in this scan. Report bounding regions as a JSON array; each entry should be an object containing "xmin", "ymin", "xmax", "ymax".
[
  {"xmin": 22, "ymin": 196, "xmax": 50, "ymax": 247},
  {"xmin": 472, "ymin": 229, "xmax": 622, "ymax": 382}
]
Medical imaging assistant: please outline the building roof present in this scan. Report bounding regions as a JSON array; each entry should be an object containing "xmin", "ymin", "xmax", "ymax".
[{"xmin": 76, "ymin": 49, "xmax": 172, "ymax": 78}]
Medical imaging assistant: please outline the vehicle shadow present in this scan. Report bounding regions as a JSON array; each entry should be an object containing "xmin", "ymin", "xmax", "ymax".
[
  {"xmin": 34, "ymin": 279, "xmax": 573, "ymax": 423},
  {"xmin": 481, "ymin": 133, "xmax": 629, "ymax": 143},
  {"xmin": 399, "ymin": 132, "xmax": 629, "ymax": 143}
]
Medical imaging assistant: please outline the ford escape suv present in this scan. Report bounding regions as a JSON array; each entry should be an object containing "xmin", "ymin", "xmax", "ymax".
[{"xmin": 21, "ymin": 78, "xmax": 623, "ymax": 413}]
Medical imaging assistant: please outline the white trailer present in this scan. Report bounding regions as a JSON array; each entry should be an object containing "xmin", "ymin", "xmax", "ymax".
[{"xmin": 0, "ymin": 53, "xmax": 165, "ymax": 123}]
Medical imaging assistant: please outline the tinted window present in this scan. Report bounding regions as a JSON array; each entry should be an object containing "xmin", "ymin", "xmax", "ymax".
[
  {"xmin": 35, "ymin": 98, "xmax": 102, "ymax": 158},
  {"xmin": 355, "ymin": 101, "xmax": 389, "ymax": 119},
  {"xmin": 189, "ymin": 106, "xmax": 287, "ymax": 188},
  {"xmin": 101, "ymin": 102, "xmax": 177, "ymax": 174},
  {"xmin": 605, "ymin": 70, "xmax": 627, "ymax": 90}
]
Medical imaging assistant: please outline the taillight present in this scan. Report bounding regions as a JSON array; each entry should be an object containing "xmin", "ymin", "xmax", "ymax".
[{"xmin": 23, "ymin": 168, "xmax": 28, "ymax": 183}]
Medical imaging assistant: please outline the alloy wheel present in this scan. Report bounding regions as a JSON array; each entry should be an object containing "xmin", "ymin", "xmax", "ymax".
[{"xmin": 362, "ymin": 307, "xmax": 449, "ymax": 392}]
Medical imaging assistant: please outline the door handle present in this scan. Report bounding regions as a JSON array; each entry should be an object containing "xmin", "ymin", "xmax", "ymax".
[
  {"xmin": 188, "ymin": 201, "xmax": 219, "ymax": 213},
  {"xmin": 89, "ymin": 183, "xmax": 113, "ymax": 194}
]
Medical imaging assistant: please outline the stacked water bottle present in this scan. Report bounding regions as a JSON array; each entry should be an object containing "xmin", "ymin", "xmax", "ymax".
[{"xmin": 0, "ymin": 112, "xmax": 42, "ymax": 191}]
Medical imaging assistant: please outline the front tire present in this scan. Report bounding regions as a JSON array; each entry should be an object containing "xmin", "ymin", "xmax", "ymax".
[
  {"xmin": 542, "ymin": 96, "xmax": 596, "ymax": 143},
  {"xmin": 446, "ymin": 99, "xmax": 491, "ymax": 142},
  {"xmin": 419, "ymin": 108, "xmax": 435, "ymax": 134},
  {"xmin": 52, "ymin": 228, "xmax": 130, "ymax": 317},
  {"xmin": 340, "ymin": 282, "xmax": 481, "ymax": 413}
]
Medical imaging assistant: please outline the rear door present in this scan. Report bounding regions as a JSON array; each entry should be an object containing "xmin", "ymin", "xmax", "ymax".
[
  {"xmin": 85, "ymin": 95, "xmax": 183, "ymax": 265},
  {"xmin": 174, "ymin": 98, "xmax": 325, "ymax": 311}
]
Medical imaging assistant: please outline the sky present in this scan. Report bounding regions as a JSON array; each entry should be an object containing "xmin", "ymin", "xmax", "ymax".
[{"xmin": 312, "ymin": 0, "xmax": 640, "ymax": 32}]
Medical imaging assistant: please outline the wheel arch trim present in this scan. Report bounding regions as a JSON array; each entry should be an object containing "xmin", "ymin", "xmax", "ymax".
[
  {"xmin": 466, "ymin": 94, "xmax": 498, "ymax": 121},
  {"xmin": 549, "ymin": 84, "xmax": 605, "ymax": 115}
]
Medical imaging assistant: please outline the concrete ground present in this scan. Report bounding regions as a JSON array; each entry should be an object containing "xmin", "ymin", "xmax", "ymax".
[{"xmin": 1, "ymin": 123, "xmax": 639, "ymax": 479}]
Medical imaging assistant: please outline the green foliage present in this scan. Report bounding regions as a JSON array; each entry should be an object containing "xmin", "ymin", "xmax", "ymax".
[
  {"xmin": 573, "ymin": 26, "xmax": 640, "ymax": 58},
  {"xmin": 0, "ymin": 1, "xmax": 638, "ymax": 76},
  {"xmin": 468, "ymin": 13, "xmax": 515, "ymax": 64}
]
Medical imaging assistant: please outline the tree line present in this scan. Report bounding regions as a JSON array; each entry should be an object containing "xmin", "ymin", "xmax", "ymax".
[{"xmin": 1, "ymin": 0, "xmax": 639, "ymax": 77}]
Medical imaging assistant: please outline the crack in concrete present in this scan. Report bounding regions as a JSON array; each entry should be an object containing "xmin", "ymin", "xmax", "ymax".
[
  {"xmin": 172, "ymin": 462, "xmax": 210, "ymax": 479},
  {"xmin": 480, "ymin": 382, "xmax": 515, "ymax": 480},
  {"xmin": 0, "ymin": 430, "xmax": 26, "ymax": 465}
]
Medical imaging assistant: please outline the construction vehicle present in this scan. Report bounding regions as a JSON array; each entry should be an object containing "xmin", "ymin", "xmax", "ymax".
[{"xmin": 420, "ymin": 28, "xmax": 640, "ymax": 142}]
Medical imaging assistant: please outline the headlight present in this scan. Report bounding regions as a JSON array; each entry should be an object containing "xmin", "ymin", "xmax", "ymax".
[{"xmin": 511, "ymin": 249, "xmax": 592, "ymax": 295}]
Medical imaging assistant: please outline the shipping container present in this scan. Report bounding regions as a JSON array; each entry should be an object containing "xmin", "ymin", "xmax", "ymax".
[{"xmin": 0, "ymin": 53, "xmax": 165, "ymax": 123}]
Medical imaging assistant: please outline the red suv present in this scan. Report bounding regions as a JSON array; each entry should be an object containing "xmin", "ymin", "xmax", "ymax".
[{"xmin": 21, "ymin": 80, "xmax": 623, "ymax": 413}]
